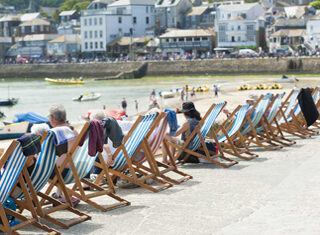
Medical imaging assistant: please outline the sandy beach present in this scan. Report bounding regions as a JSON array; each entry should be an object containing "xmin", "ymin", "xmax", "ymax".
[{"xmin": 1, "ymin": 78, "xmax": 320, "ymax": 234}]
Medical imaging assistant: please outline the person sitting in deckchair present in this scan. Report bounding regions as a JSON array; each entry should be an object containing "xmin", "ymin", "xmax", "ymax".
[{"xmin": 162, "ymin": 102, "xmax": 201, "ymax": 164}]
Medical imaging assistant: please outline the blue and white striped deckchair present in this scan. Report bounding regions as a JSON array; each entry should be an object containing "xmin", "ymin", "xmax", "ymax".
[
  {"xmin": 213, "ymin": 104, "xmax": 259, "ymax": 160},
  {"xmin": 170, "ymin": 102, "xmax": 238, "ymax": 168},
  {"xmin": 0, "ymin": 141, "xmax": 58, "ymax": 234},
  {"xmin": 277, "ymin": 88, "xmax": 300, "ymax": 125},
  {"xmin": 107, "ymin": 113, "xmax": 174, "ymax": 192},
  {"xmin": 44, "ymin": 122, "xmax": 130, "ymax": 212},
  {"xmin": 14, "ymin": 132, "xmax": 90, "ymax": 229}
]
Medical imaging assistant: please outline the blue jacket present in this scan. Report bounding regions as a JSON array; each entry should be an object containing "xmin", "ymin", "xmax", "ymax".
[{"xmin": 164, "ymin": 109, "xmax": 179, "ymax": 136}]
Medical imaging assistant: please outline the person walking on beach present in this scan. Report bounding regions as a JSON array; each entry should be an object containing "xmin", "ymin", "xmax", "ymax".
[
  {"xmin": 121, "ymin": 98, "xmax": 127, "ymax": 111},
  {"xmin": 150, "ymin": 89, "xmax": 156, "ymax": 100},
  {"xmin": 181, "ymin": 88, "xmax": 185, "ymax": 101},
  {"xmin": 214, "ymin": 86, "xmax": 219, "ymax": 97},
  {"xmin": 134, "ymin": 100, "xmax": 138, "ymax": 112}
]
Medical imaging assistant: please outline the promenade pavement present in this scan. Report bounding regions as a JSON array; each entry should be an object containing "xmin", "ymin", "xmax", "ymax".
[{"xmin": 21, "ymin": 133, "xmax": 320, "ymax": 235}]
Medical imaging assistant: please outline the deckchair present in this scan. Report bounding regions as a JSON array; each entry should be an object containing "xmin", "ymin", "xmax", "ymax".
[
  {"xmin": 43, "ymin": 122, "xmax": 130, "ymax": 212},
  {"xmin": 210, "ymin": 103, "xmax": 259, "ymax": 161},
  {"xmin": 96, "ymin": 113, "xmax": 174, "ymax": 192},
  {"xmin": 239, "ymin": 93, "xmax": 283, "ymax": 150},
  {"xmin": 273, "ymin": 88, "xmax": 308, "ymax": 138},
  {"xmin": 0, "ymin": 141, "xmax": 59, "ymax": 234},
  {"xmin": 131, "ymin": 113, "xmax": 193, "ymax": 185},
  {"xmin": 166, "ymin": 102, "xmax": 238, "ymax": 168},
  {"xmin": 311, "ymin": 87, "xmax": 320, "ymax": 128},
  {"xmin": 14, "ymin": 131, "xmax": 90, "ymax": 229}
]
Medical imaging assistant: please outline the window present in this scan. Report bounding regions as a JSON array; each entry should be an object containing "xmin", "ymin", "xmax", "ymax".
[
  {"xmin": 247, "ymin": 25, "xmax": 254, "ymax": 31},
  {"xmin": 89, "ymin": 18, "xmax": 92, "ymax": 25},
  {"xmin": 84, "ymin": 19, "xmax": 87, "ymax": 26},
  {"xmin": 237, "ymin": 36, "xmax": 241, "ymax": 41},
  {"xmin": 90, "ymin": 42, "xmax": 93, "ymax": 49},
  {"xmin": 85, "ymin": 42, "xmax": 88, "ymax": 49},
  {"xmin": 89, "ymin": 31, "xmax": 92, "ymax": 38},
  {"xmin": 133, "ymin": 17, "xmax": 137, "ymax": 24},
  {"xmin": 237, "ymin": 25, "xmax": 241, "ymax": 30},
  {"xmin": 118, "ymin": 28, "xmax": 122, "ymax": 35},
  {"xmin": 100, "ymin": 41, "xmax": 103, "ymax": 48},
  {"xmin": 40, "ymin": 25, "xmax": 44, "ymax": 32},
  {"xmin": 85, "ymin": 31, "xmax": 88, "ymax": 39},
  {"xmin": 151, "ymin": 6, "xmax": 154, "ymax": 13},
  {"xmin": 186, "ymin": 37, "xmax": 192, "ymax": 41},
  {"xmin": 219, "ymin": 35, "xmax": 227, "ymax": 42},
  {"xmin": 31, "ymin": 25, "xmax": 35, "ymax": 33},
  {"xmin": 178, "ymin": 38, "xmax": 184, "ymax": 42},
  {"xmin": 146, "ymin": 6, "xmax": 148, "ymax": 13},
  {"xmin": 231, "ymin": 25, "xmax": 234, "ymax": 31},
  {"xmin": 146, "ymin": 17, "xmax": 149, "ymax": 24},
  {"xmin": 219, "ymin": 25, "xmax": 226, "ymax": 31},
  {"xmin": 95, "ymin": 42, "xmax": 98, "ymax": 49},
  {"xmin": 99, "ymin": 17, "xmax": 102, "ymax": 25},
  {"xmin": 21, "ymin": 26, "xmax": 25, "ymax": 34},
  {"xmin": 100, "ymin": 30, "xmax": 103, "ymax": 38},
  {"xmin": 202, "ymin": 37, "xmax": 208, "ymax": 41},
  {"xmin": 166, "ymin": 38, "xmax": 169, "ymax": 42},
  {"xmin": 194, "ymin": 37, "xmax": 200, "ymax": 41},
  {"xmin": 173, "ymin": 38, "xmax": 177, "ymax": 42},
  {"xmin": 94, "ymin": 30, "xmax": 98, "ymax": 38},
  {"xmin": 247, "ymin": 35, "xmax": 255, "ymax": 41},
  {"xmin": 94, "ymin": 18, "xmax": 97, "ymax": 25},
  {"xmin": 118, "ymin": 17, "xmax": 122, "ymax": 23},
  {"xmin": 311, "ymin": 25, "xmax": 314, "ymax": 31},
  {"xmin": 227, "ymin": 13, "xmax": 231, "ymax": 19}
]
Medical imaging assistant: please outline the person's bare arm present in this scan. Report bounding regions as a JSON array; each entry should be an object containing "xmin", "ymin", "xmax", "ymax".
[{"xmin": 174, "ymin": 121, "xmax": 190, "ymax": 137}]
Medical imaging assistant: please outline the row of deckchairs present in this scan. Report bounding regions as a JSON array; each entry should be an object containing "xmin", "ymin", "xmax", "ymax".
[{"xmin": 1, "ymin": 87, "xmax": 319, "ymax": 234}]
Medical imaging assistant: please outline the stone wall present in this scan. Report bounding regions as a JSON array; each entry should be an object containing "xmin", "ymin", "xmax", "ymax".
[{"xmin": 0, "ymin": 58, "xmax": 319, "ymax": 79}]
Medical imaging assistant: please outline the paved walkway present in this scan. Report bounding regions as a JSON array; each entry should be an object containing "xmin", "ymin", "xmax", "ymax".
[{"xmin": 21, "ymin": 134, "xmax": 320, "ymax": 235}]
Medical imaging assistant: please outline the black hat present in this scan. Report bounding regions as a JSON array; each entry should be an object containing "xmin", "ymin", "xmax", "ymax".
[{"xmin": 180, "ymin": 102, "xmax": 196, "ymax": 113}]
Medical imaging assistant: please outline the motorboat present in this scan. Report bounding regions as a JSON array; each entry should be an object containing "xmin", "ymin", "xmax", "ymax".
[
  {"xmin": 0, "ymin": 121, "xmax": 29, "ymax": 140},
  {"xmin": 45, "ymin": 77, "xmax": 85, "ymax": 85},
  {"xmin": 73, "ymin": 93, "xmax": 101, "ymax": 102},
  {"xmin": 0, "ymin": 98, "xmax": 18, "ymax": 106},
  {"xmin": 162, "ymin": 91, "xmax": 175, "ymax": 99}
]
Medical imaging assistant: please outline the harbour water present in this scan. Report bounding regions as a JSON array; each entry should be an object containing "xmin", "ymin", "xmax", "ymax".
[{"xmin": 0, "ymin": 75, "xmax": 319, "ymax": 123}]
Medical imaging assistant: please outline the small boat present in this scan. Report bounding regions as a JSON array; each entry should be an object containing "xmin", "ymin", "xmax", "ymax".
[
  {"xmin": 45, "ymin": 77, "xmax": 85, "ymax": 85},
  {"xmin": 72, "ymin": 93, "xmax": 101, "ymax": 102},
  {"xmin": 0, "ymin": 98, "xmax": 18, "ymax": 106},
  {"xmin": 82, "ymin": 109, "xmax": 126, "ymax": 121},
  {"xmin": 254, "ymin": 83, "xmax": 268, "ymax": 90},
  {"xmin": 195, "ymin": 85, "xmax": 210, "ymax": 92},
  {"xmin": 14, "ymin": 112, "xmax": 50, "ymax": 132},
  {"xmin": 162, "ymin": 91, "xmax": 175, "ymax": 99},
  {"xmin": 273, "ymin": 75, "xmax": 299, "ymax": 84},
  {"xmin": 0, "ymin": 121, "xmax": 29, "ymax": 140},
  {"xmin": 269, "ymin": 83, "xmax": 283, "ymax": 89},
  {"xmin": 238, "ymin": 84, "xmax": 252, "ymax": 91}
]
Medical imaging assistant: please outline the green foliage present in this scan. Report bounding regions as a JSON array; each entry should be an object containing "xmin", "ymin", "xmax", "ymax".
[
  {"xmin": 59, "ymin": 0, "xmax": 89, "ymax": 11},
  {"xmin": 310, "ymin": 1, "xmax": 320, "ymax": 9},
  {"xmin": 244, "ymin": 0, "xmax": 259, "ymax": 3}
]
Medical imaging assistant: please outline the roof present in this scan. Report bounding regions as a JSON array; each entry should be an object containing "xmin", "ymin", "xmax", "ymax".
[
  {"xmin": 59, "ymin": 10, "xmax": 77, "ymax": 16},
  {"xmin": 160, "ymin": 29, "xmax": 213, "ymax": 38},
  {"xmin": 309, "ymin": 15, "xmax": 320, "ymax": 20},
  {"xmin": 0, "ymin": 15, "xmax": 21, "ymax": 22},
  {"xmin": 284, "ymin": 6, "xmax": 306, "ymax": 19},
  {"xmin": 218, "ymin": 2, "xmax": 259, "ymax": 12},
  {"xmin": 147, "ymin": 38, "xmax": 160, "ymax": 47},
  {"xmin": 18, "ymin": 34, "xmax": 59, "ymax": 42},
  {"xmin": 49, "ymin": 34, "xmax": 81, "ymax": 44},
  {"xmin": 19, "ymin": 18, "xmax": 50, "ymax": 27},
  {"xmin": 271, "ymin": 29, "xmax": 306, "ymax": 37},
  {"xmin": 185, "ymin": 6, "xmax": 208, "ymax": 16},
  {"xmin": 20, "ymin": 13, "xmax": 41, "ymax": 22},
  {"xmin": 274, "ymin": 18, "xmax": 307, "ymax": 27},
  {"xmin": 0, "ymin": 37, "xmax": 12, "ymax": 43},
  {"xmin": 109, "ymin": 0, "xmax": 155, "ymax": 7},
  {"xmin": 108, "ymin": 37, "xmax": 150, "ymax": 46}
]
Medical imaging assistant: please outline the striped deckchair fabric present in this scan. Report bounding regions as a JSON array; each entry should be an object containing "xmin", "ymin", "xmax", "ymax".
[
  {"xmin": 111, "ymin": 113, "xmax": 158, "ymax": 171},
  {"xmin": 218, "ymin": 104, "xmax": 249, "ymax": 143},
  {"xmin": 63, "ymin": 139, "xmax": 97, "ymax": 184},
  {"xmin": 190, "ymin": 102, "xmax": 225, "ymax": 151},
  {"xmin": 0, "ymin": 141, "xmax": 59, "ymax": 234},
  {"xmin": 241, "ymin": 94, "xmax": 272, "ymax": 136},
  {"xmin": 278, "ymin": 88, "xmax": 300, "ymax": 125},
  {"xmin": 0, "ymin": 142, "xmax": 26, "ymax": 204}
]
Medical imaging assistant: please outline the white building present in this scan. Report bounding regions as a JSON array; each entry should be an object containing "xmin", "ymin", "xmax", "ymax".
[
  {"xmin": 215, "ymin": 2, "xmax": 265, "ymax": 49},
  {"xmin": 155, "ymin": 0, "xmax": 192, "ymax": 30},
  {"xmin": 81, "ymin": 0, "xmax": 156, "ymax": 55},
  {"xmin": 306, "ymin": 15, "xmax": 320, "ymax": 50}
]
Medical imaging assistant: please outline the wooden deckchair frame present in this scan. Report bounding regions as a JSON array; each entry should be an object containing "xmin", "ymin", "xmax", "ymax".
[
  {"xmin": 130, "ymin": 113, "xmax": 193, "ymax": 185},
  {"xmin": 96, "ymin": 113, "xmax": 174, "ymax": 192},
  {"xmin": 240, "ymin": 94, "xmax": 284, "ymax": 151},
  {"xmin": 43, "ymin": 122, "xmax": 130, "ymax": 212},
  {"xmin": 0, "ymin": 141, "xmax": 59, "ymax": 235},
  {"xmin": 165, "ymin": 103, "xmax": 239, "ymax": 168},
  {"xmin": 14, "ymin": 132, "xmax": 91, "ymax": 229}
]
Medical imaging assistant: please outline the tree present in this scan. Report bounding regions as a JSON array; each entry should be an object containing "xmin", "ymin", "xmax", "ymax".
[
  {"xmin": 59, "ymin": 0, "xmax": 89, "ymax": 11},
  {"xmin": 310, "ymin": 1, "xmax": 320, "ymax": 9}
]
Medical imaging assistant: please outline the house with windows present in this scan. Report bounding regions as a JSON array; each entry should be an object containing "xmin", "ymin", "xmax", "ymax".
[
  {"xmin": 18, "ymin": 18, "xmax": 52, "ymax": 37},
  {"xmin": 155, "ymin": 0, "xmax": 192, "ymax": 30},
  {"xmin": 47, "ymin": 34, "xmax": 81, "ymax": 58},
  {"xmin": 306, "ymin": 15, "xmax": 320, "ymax": 50},
  {"xmin": 0, "ymin": 15, "xmax": 21, "ymax": 37},
  {"xmin": 185, "ymin": 5, "xmax": 215, "ymax": 29},
  {"xmin": 81, "ymin": 0, "xmax": 156, "ymax": 56},
  {"xmin": 215, "ymin": 2, "xmax": 265, "ymax": 49},
  {"xmin": 159, "ymin": 28, "xmax": 214, "ymax": 57}
]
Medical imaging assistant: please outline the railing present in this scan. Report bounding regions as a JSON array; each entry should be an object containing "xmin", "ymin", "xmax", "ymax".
[{"xmin": 161, "ymin": 41, "xmax": 211, "ymax": 48}]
